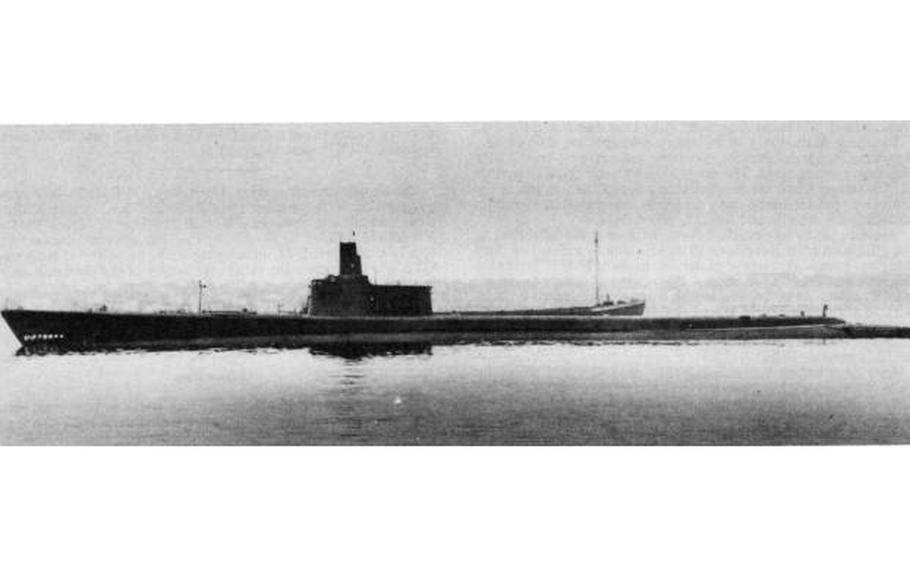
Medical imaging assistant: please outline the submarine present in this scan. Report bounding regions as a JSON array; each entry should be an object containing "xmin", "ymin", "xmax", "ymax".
[{"xmin": 2, "ymin": 241, "xmax": 905, "ymax": 353}]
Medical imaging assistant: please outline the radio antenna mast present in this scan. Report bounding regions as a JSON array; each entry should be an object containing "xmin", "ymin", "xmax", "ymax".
[
  {"xmin": 594, "ymin": 231, "xmax": 600, "ymax": 305},
  {"xmin": 197, "ymin": 280, "xmax": 207, "ymax": 314}
]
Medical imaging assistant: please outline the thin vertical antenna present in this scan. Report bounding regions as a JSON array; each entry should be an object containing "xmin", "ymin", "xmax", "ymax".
[
  {"xmin": 197, "ymin": 280, "xmax": 207, "ymax": 314},
  {"xmin": 594, "ymin": 231, "xmax": 600, "ymax": 305}
]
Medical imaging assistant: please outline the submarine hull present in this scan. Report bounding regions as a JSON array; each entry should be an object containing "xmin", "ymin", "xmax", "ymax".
[{"xmin": 1, "ymin": 308, "xmax": 857, "ymax": 353}]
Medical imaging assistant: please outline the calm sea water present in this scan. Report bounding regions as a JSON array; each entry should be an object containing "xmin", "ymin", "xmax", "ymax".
[{"xmin": 1, "ymin": 335, "xmax": 909, "ymax": 445}]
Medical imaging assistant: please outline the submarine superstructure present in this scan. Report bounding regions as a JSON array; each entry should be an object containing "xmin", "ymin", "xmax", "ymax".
[{"xmin": 1, "ymin": 240, "xmax": 890, "ymax": 353}]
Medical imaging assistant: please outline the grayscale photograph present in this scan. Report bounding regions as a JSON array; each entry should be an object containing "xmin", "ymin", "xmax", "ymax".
[{"xmin": 1, "ymin": 122, "xmax": 908, "ymax": 445}]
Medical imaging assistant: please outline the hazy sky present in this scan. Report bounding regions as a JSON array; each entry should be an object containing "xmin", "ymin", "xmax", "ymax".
[{"xmin": 1, "ymin": 122, "xmax": 907, "ymax": 308}]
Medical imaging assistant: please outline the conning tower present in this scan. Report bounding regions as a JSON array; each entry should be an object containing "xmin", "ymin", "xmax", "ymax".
[{"xmin": 308, "ymin": 242, "xmax": 432, "ymax": 317}]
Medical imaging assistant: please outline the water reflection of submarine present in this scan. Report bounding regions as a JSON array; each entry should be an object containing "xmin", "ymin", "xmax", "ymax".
[{"xmin": 308, "ymin": 343, "xmax": 433, "ymax": 360}]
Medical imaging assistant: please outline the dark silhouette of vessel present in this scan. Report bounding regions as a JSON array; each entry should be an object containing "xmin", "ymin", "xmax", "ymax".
[{"xmin": 2, "ymin": 240, "xmax": 885, "ymax": 353}]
